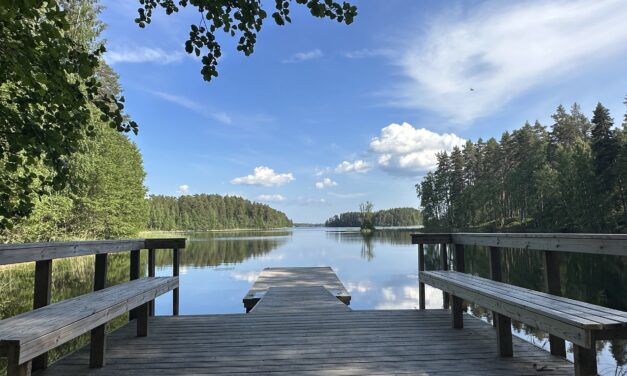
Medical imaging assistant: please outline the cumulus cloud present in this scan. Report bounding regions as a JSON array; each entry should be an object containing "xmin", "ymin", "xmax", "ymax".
[
  {"xmin": 394, "ymin": 0, "xmax": 627, "ymax": 123},
  {"xmin": 315, "ymin": 178, "xmax": 338, "ymax": 189},
  {"xmin": 256, "ymin": 194, "xmax": 287, "ymax": 202},
  {"xmin": 282, "ymin": 49, "xmax": 323, "ymax": 63},
  {"xmin": 369, "ymin": 122, "xmax": 465, "ymax": 175},
  {"xmin": 105, "ymin": 47, "xmax": 185, "ymax": 65},
  {"xmin": 231, "ymin": 166, "xmax": 295, "ymax": 187},
  {"xmin": 177, "ymin": 184, "xmax": 189, "ymax": 194},
  {"xmin": 335, "ymin": 160, "xmax": 371, "ymax": 174}
]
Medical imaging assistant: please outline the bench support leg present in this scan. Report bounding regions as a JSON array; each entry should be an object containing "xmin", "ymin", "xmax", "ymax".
[
  {"xmin": 573, "ymin": 345, "xmax": 597, "ymax": 376},
  {"xmin": 89, "ymin": 324, "xmax": 106, "ymax": 368},
  {"xmin": 549, "ymin": 334, "xmax": 567, "ymax": 357},
  {"xmin": 7, "ymin": 346, "xmax": 31, "ymax": 376},
  {"xmin": 495, "ymin": 313, "xmax": 513, "ymax": 357},
  {"xmin": 137, "ymin": 302, "xmax": 149, "ymax": 337},
  {"xmin": 451, "ymin": 295, "xmax": 463, "ymax": 329}
]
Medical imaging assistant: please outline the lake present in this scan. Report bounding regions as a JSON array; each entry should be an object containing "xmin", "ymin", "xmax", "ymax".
[{"xmin": 1, "ymin": 227, "xmax": 626, "ymax": 374}]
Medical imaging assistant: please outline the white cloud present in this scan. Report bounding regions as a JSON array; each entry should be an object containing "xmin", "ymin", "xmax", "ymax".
[
  {"xmin": 231, "ymin": 166, "xmax": 295, "ymax": 187},
  {"xmin": 335, "ymin": 160, "xmax": 371, "ymax": 174},
  {"xmin": 314, "ymin": 167, "xmax": 330, "ymax": 177},
  {"xmin": 149, "ymin": 91, "xmax": 233, "ymax": 124},
  {"xmin": 328, "ymin": 192, "xmax": 367, "ymax": 199},
  {"xmin": 343, "ymin": 48, "xmax": 392, "ymax": 59},
  {"xmin": 395, "ymin": 0, "xmax": 627, "ymax": 123},
  {"xmin": 369, "ymin": 122, "xmax": 465, "ymax": 174},
  {"xmin": 105, "ymin": 47, "xmax": 184, "ymax": 65},
  {"xmin": 177, "ymin": 184, "xmax": 189, "ymax": 195},
  {"xmin": 256, "ymin": 194, "xmax": 287, "ymax": 202},
  {"xmin": 282, "ymin": 49, "xmax": 323, "ymax": 63},
  {"xmin": 231, "ymin": 271, "xmax": 260, "ymax": 283},
  {"xmin": 315, "ymin": 178, "xmax": 337, "ymax": 189}
]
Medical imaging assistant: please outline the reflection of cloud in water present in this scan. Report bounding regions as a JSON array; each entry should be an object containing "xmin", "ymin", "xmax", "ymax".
[
  {"xmin": 258, "ymin": 253, "xmax": 286, "ymax": 261},
  {"xmin": 231, "ymin": 270, "xmax": 260, "ymax": 283},
  {"xmin": 375, "ymin": 285, "xmax": 442, "ymax": 310},
  {"xmin": 345, "ymin": 281, "xmax": 373, "ymax": 293}
]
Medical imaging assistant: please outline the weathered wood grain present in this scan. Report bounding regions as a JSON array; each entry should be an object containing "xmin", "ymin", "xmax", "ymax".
[{"xmin": 251, "ymin": 286, "xmax": 351, "ymax": 315}]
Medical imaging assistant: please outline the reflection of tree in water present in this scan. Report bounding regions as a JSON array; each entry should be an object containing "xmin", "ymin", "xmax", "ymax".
[
  {"xmin": 361, "ymin": 233, "xmax": 374, "ymax": 261},
  {"xmin": 326, "ymin": 229, "xmax": 413, "ymax": 245},
  {"xmin": 156, "ymin": 231, "xmax": 291, "ymax": 267}
]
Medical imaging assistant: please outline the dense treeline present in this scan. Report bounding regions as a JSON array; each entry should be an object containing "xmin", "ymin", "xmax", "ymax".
[
  {"xmin": 0, "ymin": 0, "xmax": 147, "ymax": 242},
  {"xmin": 147, "ymin": 194, "xmax": 293, "ymax": 230},
  {"xmin": 416, "ymin": 101, "xmax": 627, "ymax": 233},
  {"xmin": 325, "ymin": 207, "xmax": 422, "ymax": 227}
]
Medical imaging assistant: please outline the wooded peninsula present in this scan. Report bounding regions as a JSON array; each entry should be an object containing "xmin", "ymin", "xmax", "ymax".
[{"xmin": 325, "ymin": 207, "xmax": 422, "ymax": 227}]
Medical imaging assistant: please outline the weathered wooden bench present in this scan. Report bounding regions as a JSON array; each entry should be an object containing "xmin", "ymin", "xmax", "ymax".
[
  {"xmin": 413, "ymin": 233, "xmax": 627, "ymax": 376},
  {"xmin": 0, "ymin": 238, "xmax": 185, "ymax": 376}
]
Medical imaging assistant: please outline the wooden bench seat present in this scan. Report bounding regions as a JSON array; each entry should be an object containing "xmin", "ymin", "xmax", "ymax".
[
  {"xmin": 420, "ymin": 270, "xmax": 627, "ymax": 375},
  {"xmin": 0, "ymin": 276, "xmax": 178, "ymax": 376}
]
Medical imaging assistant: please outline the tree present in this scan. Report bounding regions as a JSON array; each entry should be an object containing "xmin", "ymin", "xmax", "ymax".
[
  {"xmin": 0, "ymin": 2, "xmax": 136, "ymax": 228},
  {"xmin": 359, "ymin": 201, "xmax": 375, "ymax": 231},
  {"xmin": 135, "ymin": 0, "xmax": 358, "ymax": 81}
]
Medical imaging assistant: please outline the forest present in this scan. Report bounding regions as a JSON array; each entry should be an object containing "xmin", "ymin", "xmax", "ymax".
[
  {"xmin": 325, "ymin": 207, "xmax": 423, "ymax": 227},
  {"xmin": 416, "ymin": 101, "xmax": 627, "ymax": 233},
  {"xmin": 147, "ymin": 194, "xmax": 293, "ymax": 231}
]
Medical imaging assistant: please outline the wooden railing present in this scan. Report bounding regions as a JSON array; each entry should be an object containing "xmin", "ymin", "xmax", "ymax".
[
  {"xmin": 0, "ymin": 237, "xmax": 186, "ymax": 370},
  {"xmin": 411, "ymin": 233, "xmax": 627, "ymax": 358}
]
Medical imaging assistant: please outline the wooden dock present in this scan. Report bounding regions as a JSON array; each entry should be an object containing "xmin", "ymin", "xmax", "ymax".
[
  {"xmin": 36, "ymin": 266, "xmax": 575, "ymax": 375},
  {"xmin": 243, "ymin": 267, "xmax": 351, "ymax": 312}
]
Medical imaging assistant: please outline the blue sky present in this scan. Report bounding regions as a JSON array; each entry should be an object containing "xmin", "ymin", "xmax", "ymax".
[{"xmin": 100, "ymin": 0, "xmax": 627, "ymax": 223}]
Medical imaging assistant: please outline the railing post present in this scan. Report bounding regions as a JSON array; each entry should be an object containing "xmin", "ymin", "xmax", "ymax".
[
  {"xmin": 129, "ymin": 249, "xmax": 140, "ymax": 320},
  {"xmin": 573, "ymin": 345, "xmax": 597, "ymax": 376},
  {"xmin": 489, "ymin": 246, "xmax": 513, "ymax": 357},
  {"xmin": 451, "ymin": 244, "xmax": 465, "ymax": 329},
  {"xmin": 90, "ymin": 253, "xmax": 108, "ymax": 368},
  {"xmin": 32, "ymin": 259, "xmax": 52, "ymax": 371},
  {"xmin": 440, "ymin": 243, "xmax": 449, "ymax": 309},
  {"xmin": 173, "ymin": 248, "xmax": 180, "ymax": 316},
  {"xmin": 543, "ymin": 250, "xmax": 566, "ymax": 357},
  {"xmin": 418, "ymin": 243, "xmax": 425, "ymax": 310},
  {"xmin": 148, "ymin": 248, "xmax": 156, "ymax": 316}
]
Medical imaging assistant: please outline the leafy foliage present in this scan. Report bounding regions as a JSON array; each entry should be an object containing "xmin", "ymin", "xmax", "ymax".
[
  {"xmin": 417, "ymin": 101, "xmax": 627, "ymax": 233},
  {"xmin": 135, "ymin": 0, "xmax": 357, "ymax": 81},
  {"xmin": 0, "ymin": 1, "xmax": 137, "ymax": 228},
  {"xmin": 325, "ymin": 207, "xmax": 423, "ymax": 227},
  {"xmin": 147, "ymin": 194, "xmax": 293, "ymax": 230}
]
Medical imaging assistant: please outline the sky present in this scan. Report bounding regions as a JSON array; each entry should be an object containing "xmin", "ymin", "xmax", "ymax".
[{"xmin": 100, "ymin": 0, "xmax": 627, "ymax": 223}]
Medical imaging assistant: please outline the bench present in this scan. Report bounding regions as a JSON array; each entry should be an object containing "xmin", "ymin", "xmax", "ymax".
[
  {"xmin": 420, "ymin": 270, "xmax": 627, "ymax": 376},
  {"xmin": 0, "ymin": 276, "xmax": 178, "ymax": 376}
]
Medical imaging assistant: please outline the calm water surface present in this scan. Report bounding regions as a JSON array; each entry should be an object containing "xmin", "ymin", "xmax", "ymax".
[{"xmin": 1, "ymin": 227, "xmax": 626, "ymax": 375}]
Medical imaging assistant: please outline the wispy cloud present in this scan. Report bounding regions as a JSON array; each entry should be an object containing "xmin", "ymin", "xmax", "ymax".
[
  {"xmin": 149, "ymin": 90, "xmax": 233, "ymax": 124},
  {"xmin": 328, "ymin": 192, "xmax": 367, "ymax": 199},
  {"xmin": 256, "ymin": 194, "xmax": 287, "ymax": 202},
  {"xmin": 343, "ymin": 48, "xmax": 392, "ymax": 59},
  {"xmin": 394, "ymin": 0, "xmax": 627, "ymax": 123},
  {"xmin": 369, "ymin": 122, "xmax": 465, "ymax": 175},
  {"xmin": 335, "ymin": 160, "xmax": 371, "ymax": 174},
  {"xmin": 105, "ymin": 47, "xmax": 185, "ymax": 65},
  {"xmin": 231, "ymin": 166, "xmax": 295, "ymax": 187},
  {"xmin": 315, "ymin": 178, "xmax": 337, "ymax": 189},
  {"xmin": 282, "ymin": 49, "xmax": 323, "ymax": 63}
]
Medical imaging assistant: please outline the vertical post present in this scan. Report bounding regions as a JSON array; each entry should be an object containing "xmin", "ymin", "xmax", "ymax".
[
  {"xmin": 7, "ymin": 345, "xmax": 31, "ymax": 376},
  {"xmin": 90, "ymin": 253, "xmax": 108, "ymax": 368},
  {"xmin": 451, "ymin": 244, "xmax": 465, "ymax": 329},
  {"xmin": 32, "ymin": 259, "xmax": 52, "ymax": 371},
  {"xmin": 573, "ymin": 345, "xmax": 597, "ymax": 376},
  {"xmin": 440, "ymin": 243, "xmax": 449, "ymax": 309},
  {"xmin": 137, "ymin": 302, "xmax": 149, "ymax": 337},
  {"xmin": 173, "ymin": 248, "xmax": 180, "ymax": 316},
  {"xmin": 543, "ymin": 250, "xmax": 566, "ymax": 357},
  {"xmin": 418, "ymin": 243, "xmax": 425, "ymax": 310},
  {"xmin": 491, "ymin": 247, "xmax": 513, "ymax": 358},
  {"xmin": 129, "ymin": 249, "xmax": 140, "ymax": 321},
  {"xmin": 148, "ymin": 248, "xmax": 156, "ymax": 316}
]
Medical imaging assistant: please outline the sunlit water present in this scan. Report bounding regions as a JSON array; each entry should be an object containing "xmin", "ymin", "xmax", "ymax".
[{"xmin": 1, "ymin": 227, "xmax": 625, "ymax": 375}]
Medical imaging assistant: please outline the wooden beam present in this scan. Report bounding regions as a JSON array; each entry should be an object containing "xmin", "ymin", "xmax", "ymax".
[
  {"xmin": 0, "ymin": 239, "xmax": 145, "ymax": 265},
  {"xmin": 137, "ymin": 302, "xmax": 149, "ymax": 337},
  {"xmin": 173, "ymin": 248, "xmax": 180, "ymax": 316},
  {"xmin": 451, "ymin": 244, "xmax": 465, "ymax": 329},
  {"xmin": 489, "ymin": 246, "xmax": 501, "ymax": 328},
  {"xmin": 440, "ymin": 243, "xmax": 449, "ymax": 309},
  {"xmin": 144, "ymin": 238, "xmax": 186, "ymax": 249},
  {"xmin": 411, "ymin": 233, "xmax": 452, "ymax": 245},
  {"xmin": 7, "ymin": 345, "xmax": 31, "ymax": 376},
  {"xmin": 573, "ymin": 344, "xmax": 597, "ymax": 376},
  {"xmin": 495, "ymin": 313, "xmax": 513, "ymax": 357},
  {"xmin": 32, "ymin": 260, "xmax": 52, "ymax": 371},
  {"xmin": 543, "ymin": 250, "xmax": 567, "ymax": 357},
  {"xmin": 418, "ymin": 243, "xmax": 425, "ymax": 310},
  {"xmin": 129, "ymin": 250, "xmax": 140, "ymax": 321},
  {"xmin": 89, "ymin": 253, "xmax": 108, "ymax": 368},
  {"xmin": 148, "ymin": 248, "xmax": 156, "ymax": 316}
]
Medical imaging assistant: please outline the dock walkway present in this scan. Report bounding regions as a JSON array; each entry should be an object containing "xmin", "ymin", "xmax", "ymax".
[{"xmin": 38, "ymin": 266, "xmax": 574, "ymax": 375}]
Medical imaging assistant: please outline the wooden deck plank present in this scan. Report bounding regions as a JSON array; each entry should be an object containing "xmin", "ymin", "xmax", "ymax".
[
  {"xmin": 251, "ymin": 286, "xmax": 351, "ymax": 314},
  {"xmin": 243, "ymin": 267, "xmax": 351, "ymax": 311},
  {"xmin": 38, "ymin": 310, "xmax": 573, "ymax": 375}
]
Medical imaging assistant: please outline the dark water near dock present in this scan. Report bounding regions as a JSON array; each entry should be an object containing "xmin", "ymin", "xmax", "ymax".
[{"xmin": 1, "ymin": 227, "xmax": 626, "ymax": 374}]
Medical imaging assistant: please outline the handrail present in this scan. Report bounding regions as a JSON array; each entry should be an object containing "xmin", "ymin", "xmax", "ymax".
[
  {"xmin": 0, "ymin": 238, "xmax": 186, "ymax": 265},
  {"xmin": 412, "ymin": 232, "xmax": 627, "ymax": 257}
]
